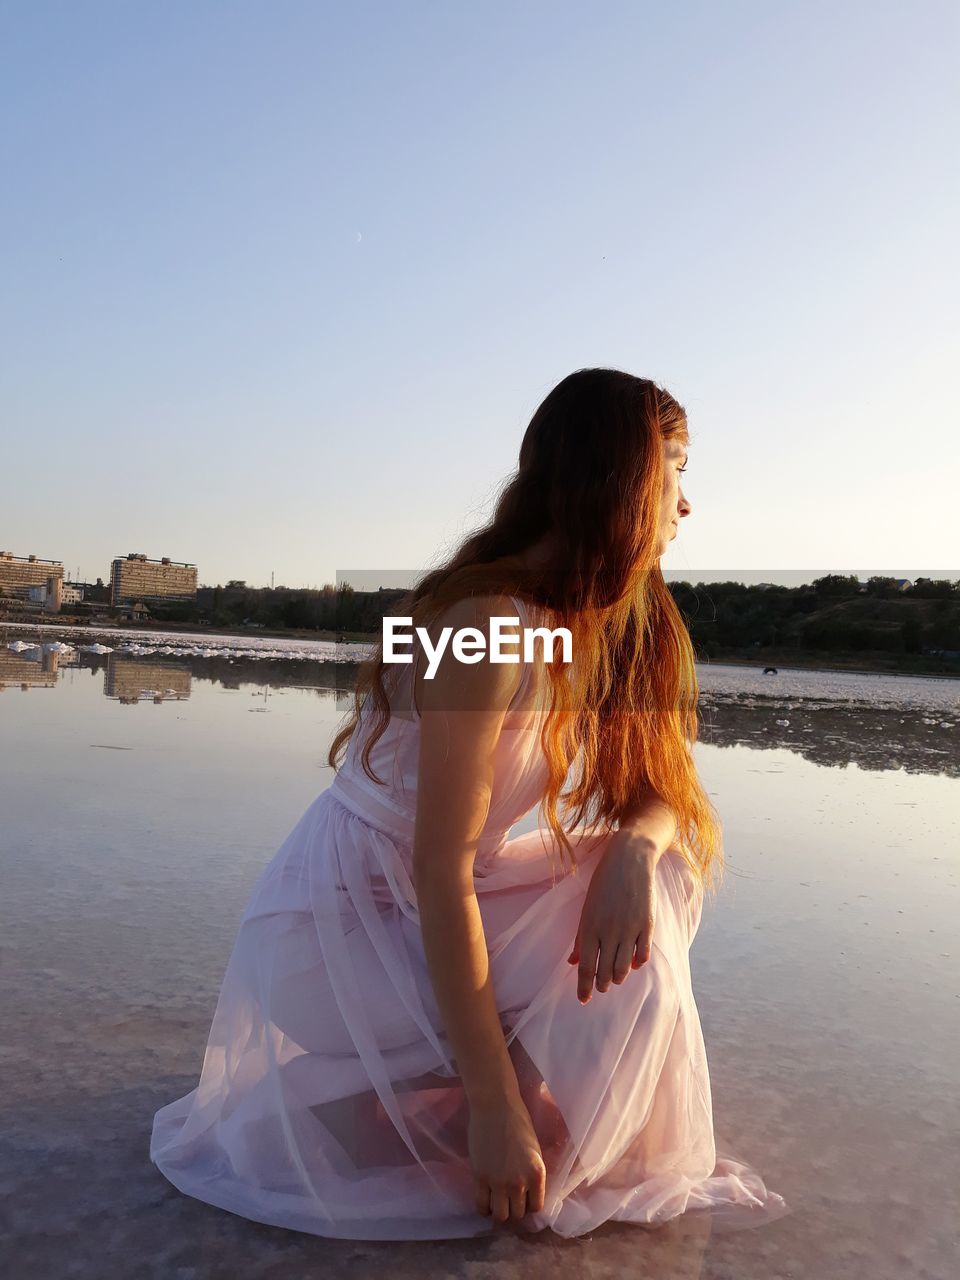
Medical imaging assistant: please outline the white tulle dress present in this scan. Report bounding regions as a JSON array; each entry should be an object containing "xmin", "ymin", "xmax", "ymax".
[{"xmin": 150, "ymin": 594, "xmax": 791, "ymax": 1239}]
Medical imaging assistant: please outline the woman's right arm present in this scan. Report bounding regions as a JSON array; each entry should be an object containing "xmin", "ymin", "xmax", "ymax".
[{"xmin": 410, "ymin": 594, "xmax": 546, "ymax": 1223}]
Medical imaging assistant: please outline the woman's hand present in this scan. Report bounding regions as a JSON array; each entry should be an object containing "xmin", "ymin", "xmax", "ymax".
[
  {"xmin": 567, "ymin": 827, "xmax": 661, "ymax": 1003},
  {"xmin": 468, "ymin": 1093, "xmax": 547, "ymax": 1223}
]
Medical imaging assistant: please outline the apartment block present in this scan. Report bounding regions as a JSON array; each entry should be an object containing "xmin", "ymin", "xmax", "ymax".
[
  {"xmin": 110, "ymin": 553, "xmax": 198, "ymax": 606},
  {"xmin": 0, "ymin": 551, "xmax": 64, "ymax": 613}
]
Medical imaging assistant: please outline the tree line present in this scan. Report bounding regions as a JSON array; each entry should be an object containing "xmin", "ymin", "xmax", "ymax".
[{"xmin": 136, "ymin": 574, "xmax": 960, "ymax": 664}]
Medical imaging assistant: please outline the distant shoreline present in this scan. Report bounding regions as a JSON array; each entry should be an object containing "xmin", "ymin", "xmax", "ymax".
[
  {"xmin": 698, "ymin": 653, "xmax": 959, "ymax": 680},
  {"xmin": 3, "ymin": 615, "xmax": 958, "ymax": 681}
]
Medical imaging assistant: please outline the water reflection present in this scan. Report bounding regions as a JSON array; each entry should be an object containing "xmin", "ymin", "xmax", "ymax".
[
  {"xmin": 699, "ymin": 700, "xmax": 958, "ymax": 777},
  {"xmin": 0, "ymin": 645, "xmax": 60, "ymax": 687},
  {"xmin": 4, "ymin": 626, "xmax": 957, "ymax": 778},
  {"xmin": 1, "ymin": 630, "xmax": 957, "ymax": 1279}
]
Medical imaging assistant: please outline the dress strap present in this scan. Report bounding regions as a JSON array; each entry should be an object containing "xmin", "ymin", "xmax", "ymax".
[{"xmin": 409, "ymin": 630, "xmax": 423, "ymax": 719}]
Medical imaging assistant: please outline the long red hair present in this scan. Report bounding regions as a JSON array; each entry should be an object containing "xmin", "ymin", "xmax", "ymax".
[{"xmin": 327, "ymin": 367, "xmax": 724, "ymax": 897}]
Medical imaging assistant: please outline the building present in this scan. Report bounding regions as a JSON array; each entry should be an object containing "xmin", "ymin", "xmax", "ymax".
[
  {"xmin": 28, "ymin": 580, "xmax": 82, "ymax": 606},
  {"xmin": 110, "ymin": 553, "xmax": 198, "ymax": 607},
  {"xmin": 0, "ymin": 551, "xmax": 64, "ymax": 613},
  {"xmin": 855, "ymin": 578, "xmax": 914, "ymax": 593},
  {"xmin": 115, "ymin": 600, "xmax": 152, "ymax": 621}
]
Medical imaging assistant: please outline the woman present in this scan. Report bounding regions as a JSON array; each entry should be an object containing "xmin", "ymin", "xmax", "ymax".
[{"xmin": 150, "ymin": 367, "xmax": 791, "ymax": 1240}]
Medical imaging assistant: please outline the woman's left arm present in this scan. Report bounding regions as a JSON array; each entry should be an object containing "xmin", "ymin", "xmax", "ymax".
[{"xmin": 567, "ymin": 783, "xmax": 680, "ymax": 1003}]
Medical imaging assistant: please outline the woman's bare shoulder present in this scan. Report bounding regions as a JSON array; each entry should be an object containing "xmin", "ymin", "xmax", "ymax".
[
  {"xmin": 416, "ymin": 592, "xmax": 524, "ymax": 715},
  {"xmin": 428, "ymin": 591, "xmax": 519, "ymax": 625}
]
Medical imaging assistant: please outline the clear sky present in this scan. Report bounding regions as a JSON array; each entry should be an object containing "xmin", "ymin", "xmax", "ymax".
[{"xmin": 3, "ymin": 1, "xmax": 957, "ymax": 591}]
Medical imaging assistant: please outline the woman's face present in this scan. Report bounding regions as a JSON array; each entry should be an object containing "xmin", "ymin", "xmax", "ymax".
[{"xmin": 658, "ymin": 437, "xmax": 691, "ymax": 555}]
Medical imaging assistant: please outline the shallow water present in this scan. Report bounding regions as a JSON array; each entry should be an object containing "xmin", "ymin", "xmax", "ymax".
[{"xmin": 1, "ymin": 626, "xmax": 958, "ymax": 1278}]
